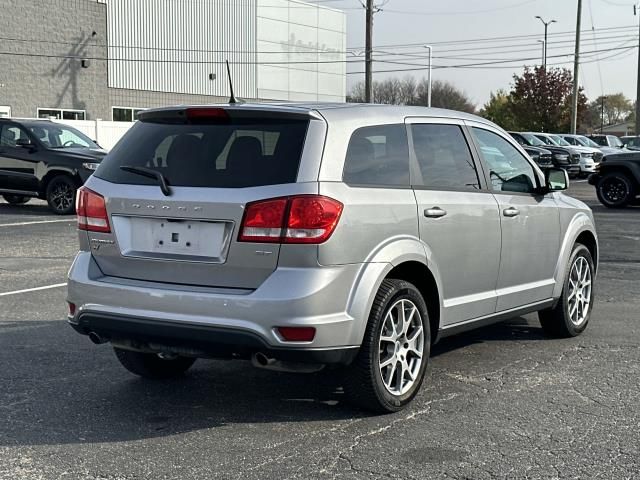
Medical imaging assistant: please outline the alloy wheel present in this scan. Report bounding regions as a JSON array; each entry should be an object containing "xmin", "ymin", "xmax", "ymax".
[
  {"xmin": 50, "ymin": 182, "xmax": 75, "ymax": 212},
  {"xmin": 378, "ymin": 299, "xmax": 424, "ymax": 396},
  {"xmin": 567, "ymin": 256, "xmax": 592, "ymax": 326},
  {"xmin": 601, "ymin": 177, "xmax": 629, "ymax": 204}
]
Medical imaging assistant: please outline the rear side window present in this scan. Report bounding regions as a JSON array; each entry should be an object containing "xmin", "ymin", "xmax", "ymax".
[
  {"xmin": 343, "ymin": 124, "xmax": 410, "ymax": 187},
  {"xmin": 411, "ymin": 124, "xmax": 481, "ymax": 190},
  {"xmin": 96, "ymin": 117, "xmax": 309, "ymax": 188}
]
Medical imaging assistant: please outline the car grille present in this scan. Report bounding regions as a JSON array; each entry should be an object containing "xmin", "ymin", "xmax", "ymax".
[
  {"xmin": 539, "ymin": 154, "xmax": 553, "ymax": 164},
  {"xmin": 570, "ymin": 153, "xmax": 580, "ymax": 164},
  {"xmin": 593, "ymin": 152, "xmax": 603, "ymax": 162}
]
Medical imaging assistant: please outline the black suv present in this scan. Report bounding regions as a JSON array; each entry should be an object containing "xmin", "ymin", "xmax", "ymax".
[
  {"xmin": 0, "ymin": 119, "xmax": 106, "ymax": 213},
  {"xmin": 588, "ymin": 151, "xmax": 640, "ymax": 208},
  {"xmin": 508, "ymin": 131, "xmax": 580, "ymax": 177}
]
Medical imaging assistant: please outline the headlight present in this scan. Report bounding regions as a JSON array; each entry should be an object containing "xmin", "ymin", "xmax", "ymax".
[
  {"xmin": 82, "ymin": 162, "xmax": 100, "ymax": 171},
  {"xmin": 554, "ymin": 154, "xmax": 569, "ymax": 161}
]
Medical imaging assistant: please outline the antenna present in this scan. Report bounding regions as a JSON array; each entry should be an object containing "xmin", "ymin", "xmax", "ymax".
[{"xmin": 225, "ymin": 60, "xmax": 237, "ymax": 104}]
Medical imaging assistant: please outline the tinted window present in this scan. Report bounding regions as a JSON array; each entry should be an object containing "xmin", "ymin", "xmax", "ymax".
[
  {"xmin": 26, "ymin": 124, "xmax": 96, "ymax": 149},
  {"xmin": 343, "ymin": 124, "xmax": 409, "ymax": 187},
  {"xmin": 473, "ymin": 128, "xmax": 538, "ymax": 194},
  {"xmin": 0, "ymin": 125, "xmax": 29, "ymax": 147},
  {"xmin": 96, "ymin": 117, "xmax": 309, "ymax": 188},
  {"xmin": 411, "ymin": 124, "xmax": 480, "ymax": 190}
]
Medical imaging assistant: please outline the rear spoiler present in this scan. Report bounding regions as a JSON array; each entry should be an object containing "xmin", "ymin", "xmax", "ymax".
[{"xmin": 137, "ymin": 106, "xmax": 321, "ymax": 124}]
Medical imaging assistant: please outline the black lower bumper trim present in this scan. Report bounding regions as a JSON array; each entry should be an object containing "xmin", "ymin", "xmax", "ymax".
[{"xmin": 71, "ymin": 313, "xmax": 358, "ymax": 365}]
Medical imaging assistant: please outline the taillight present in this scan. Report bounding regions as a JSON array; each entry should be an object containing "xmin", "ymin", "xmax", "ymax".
[
  {"xmin": 238, "ymin": 195, "xmax": 343, "ymax": 244},
  {"xmin": 76, "ymin": 186, "xmax": 110, "ymax": 233},
  {"xmin": 238, "ymin": 198, "xmax": 288, "ymax": 243}
]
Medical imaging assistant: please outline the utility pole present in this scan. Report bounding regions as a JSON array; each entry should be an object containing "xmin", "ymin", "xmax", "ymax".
[
  {"xmin": 571, "ymin": 0, "xmax": 582, "ymax": 134},
  {"xmin": 425, "ymin": 45, "xmax": 433, "ymax": 107},
  {"xmin": 601, "ymin": 95, "xmax": 606, "ymax": 133},
  {"xmin": 365, "ymin": 0, "xmax": 373, "ymax": 103},
  {"xmin": 535, "ymin": 16, "xmax": 556, "ymax": 69},
  {"xmin": 635, "ymin": 4, "xmax": 640, "ymax": 135},
  {"xmin": 537, "ymin": 40, "xmax": 545, "ymax": 67}
]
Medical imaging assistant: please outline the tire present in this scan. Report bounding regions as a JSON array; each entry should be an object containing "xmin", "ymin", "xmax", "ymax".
[
  {"xmin": 596, "ymin": 171, "xmax": 636, "ymax": 208},
  {"xmin": 114, "ymin": 347, "xmax": 196, "ymax": 379},
  {"xmin": 2, "ymin": 194, "xmax": 30, "ymax": 205},
  {"xmin": 539, "ymin": 244, "xmax": 595, "ymax": 338},
  {"xmin": 45, "ymin": 175, "xmax": 77, "ymax": 215},
  {"xmin": 344, "ymin": 279, "xmax": 431, "ymax": 413}
]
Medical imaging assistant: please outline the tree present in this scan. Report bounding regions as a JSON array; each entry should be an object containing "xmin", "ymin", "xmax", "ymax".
[
  {"xmin": 588, "ymin": 93, "xmax": 633, "ymax": 129},
  {"xmin": 347, "ymin": 77, "xmax": 476, "ymax": 113},
  {"xmin": 508, "ymin": 66, "xmax": 588, "ymax": 133},
  {"xmin": 479, "ymin": 89, "xmax": 519, "ymax": 130}
]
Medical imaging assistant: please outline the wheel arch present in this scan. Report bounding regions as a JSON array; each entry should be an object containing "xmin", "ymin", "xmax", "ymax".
[
  {"xmin": 39, "ymin": 169, "xmax": 81, "ymax": 196},
  {"xmin": 600, "ymin": 163, "xmax": 640, "ymax": 188},
  {"xmin": 553, "ymin": 213, "xmax": 599, "ymax": 299}
]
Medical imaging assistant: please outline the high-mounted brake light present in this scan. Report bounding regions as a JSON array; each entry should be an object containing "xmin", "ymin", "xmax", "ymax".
[
  {"xmin": 76, "ymin": 186, "xmax": 110, "ymax": 233},
  {"xmin": 185, "ymin": 108, "xmax": 229, "ymax": 121},
  {"xmin": 238, "ymin": 195, "xmax": 343, "ymax": 244}
]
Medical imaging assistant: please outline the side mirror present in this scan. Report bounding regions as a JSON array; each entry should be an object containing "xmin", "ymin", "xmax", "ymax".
[
  {"xmin": 16, "ymin": 138, "xmax": 34, "ymax": 149},
  {"xmin": 545, "ymin": 167, "xmax": 569, "ymax": 191}
]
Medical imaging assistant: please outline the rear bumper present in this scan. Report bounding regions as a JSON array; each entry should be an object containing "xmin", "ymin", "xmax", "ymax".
[
  {"xmin": 67, "ymin": 252, "xmax": 368, "ymax": 359},
  {"xmin": 70, "ymin": 312, "xmax": 358, "ymax": 364}
]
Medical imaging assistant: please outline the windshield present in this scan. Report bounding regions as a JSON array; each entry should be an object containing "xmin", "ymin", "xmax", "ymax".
[
  {"xmin": 522, "ymin": 133, "xmax": 546, "ymax": 146},
  {"xmin": 534, "ymin": 134, "xmax": 555, "ymax": 146},
  {"xmin": 28, "ymin": 124, "xmax": 98, "ymax": 149},
  {"xmin": 550, "ymin": 135, "xmax": 571, "ymax": 146},
  {"xmin": 577, "ymin": 136, "xmax": 600, "ymax": 148},
  {"xmin": 610, "ymin": 136, "xmax": 623, "ymax": 148}
]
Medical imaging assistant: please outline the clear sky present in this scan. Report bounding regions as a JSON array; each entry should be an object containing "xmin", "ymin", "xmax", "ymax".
[{"xmin": 319, "ymin": 0, "xmax": 639, "ymax": 108}]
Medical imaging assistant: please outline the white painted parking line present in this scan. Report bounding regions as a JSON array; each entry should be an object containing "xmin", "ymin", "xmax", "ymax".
[
  {"xmin": 0, "ymin": 219, "xmax": 75, "ymax": 227},
  {"xmin": 0, "ymin": 283, "xmax": 67, "ymax": 297}
]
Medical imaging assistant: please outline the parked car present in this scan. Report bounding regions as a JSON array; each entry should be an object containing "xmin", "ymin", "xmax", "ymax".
[
  {"xmin": 620, "ymin": 135, "xmax": 640, "ymax": 151},
  {"xmin": 588, "ymin": 134, "xmax": 625, "ymax": 150},
  {"xmin": 508, "ymin": 131, "xmax": 580, "ymax": 177},
  {"xmin": 588, "ymin": 150, "xmax": 640, "ymax": 208},
  {"xmin": 522, "ymin": 145, "xmax": 554, "ymax": 169},
  {"xmin": 534, "ymin": 133, "xmax": 601, "ymax": 177},
  {"xmin": 559, "ymin": 133, "xmax": 617, "ymax": 156},
  {"xmin": 67, "ymin": 104, "xmax": 598, "ymax": 413},
  {"xmin": 0, "ymin": 118, "xmax": 106, "ymax": 214}
]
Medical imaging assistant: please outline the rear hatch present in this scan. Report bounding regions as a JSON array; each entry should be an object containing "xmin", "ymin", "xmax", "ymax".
[{"xmin": 84, "ymin": 106, "xmax": 320, "ymax": 290}]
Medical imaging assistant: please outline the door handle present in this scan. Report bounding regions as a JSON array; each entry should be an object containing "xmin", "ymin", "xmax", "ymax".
[
  {"xmin": 503, "ymin": 207, "xmax": 520, "ymax": 217},
  {"xmin": 424, "ymin": 207, "xmax": 447, "ymax": 218}
]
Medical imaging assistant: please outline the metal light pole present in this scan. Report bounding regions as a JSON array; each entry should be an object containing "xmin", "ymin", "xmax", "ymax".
[
  {"xmin": 571, "ymin": 0, "xmax": 583, "ymax": 134},
  {"xmin": 535, "ymin": 16, "xmax": 556, "ymax": 69},
  {"xmin": 424, "ymin": 45, "xmax": 433, "ymax": 107}
]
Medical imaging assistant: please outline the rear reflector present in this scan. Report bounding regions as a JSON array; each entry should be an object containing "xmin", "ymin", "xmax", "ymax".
[
  {"xmin": 276, "ymin": 327, "xmax": 316, "ymax": 342},
  {"xmin": 76, "ymin": 187, "xmax": 110, "ymax": 233},
  {"xmin": 67, "ymin": 302, "xmax": 76, "ymax": 316},
  {"xmin": 238, "ymin": 195, "xmax": 343, "ymax": 244}
]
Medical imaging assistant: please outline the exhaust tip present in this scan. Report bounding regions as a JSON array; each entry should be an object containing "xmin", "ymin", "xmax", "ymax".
[{"xmin": 88, "ymin": 332, "xmax": 108, "ymax": 345}]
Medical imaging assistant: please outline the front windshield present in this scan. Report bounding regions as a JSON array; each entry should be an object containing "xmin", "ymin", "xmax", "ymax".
[
  {"xmin": 550, "ymin": 135, "xmax": 571, "ymax": 146},
  {"xmin": 610, "ymin": 136, "xmax": 623, "ymax": 148},
  {"xmin": 522, "ymin": 133, "xmax": 546, "ymax": 146},
  {"xmin": 535, "ymin": 134, "xmax": 555, "ymax": 146},
  {"xmin": 27, "ymin": 124, "xmax": 98, "ymax": 149},
  {"xmin": 578, "ymin": 136, "xmax": 600, "ymax": 148}
]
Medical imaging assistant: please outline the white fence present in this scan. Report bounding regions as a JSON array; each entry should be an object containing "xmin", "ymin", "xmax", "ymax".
[{"xmin": 52, "ymin": 119, "xmax": 134, "ymax": 151}]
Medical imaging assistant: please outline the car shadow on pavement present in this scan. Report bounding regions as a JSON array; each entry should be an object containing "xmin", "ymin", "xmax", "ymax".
[
  {"xmin": 0, "ymin": 203, "xmax": 67, "ymax": 217},
  {"xmin": 431, "ymin": 316, "xmax": 546, "ymax": 358},
  {"xmin": 0, "ymin": 318, "xmax": 545, "ymax": 447}
]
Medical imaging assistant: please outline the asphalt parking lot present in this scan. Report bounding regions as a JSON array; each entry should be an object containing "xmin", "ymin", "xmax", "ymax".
[{"xmin": 0, "ymin": 181, "xmax": 639, "ymax": 480}]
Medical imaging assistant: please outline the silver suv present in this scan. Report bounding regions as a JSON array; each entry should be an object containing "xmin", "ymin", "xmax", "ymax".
[{"xmin": 67, "ymin": 104, "xmax": 598, "ymax": 413}]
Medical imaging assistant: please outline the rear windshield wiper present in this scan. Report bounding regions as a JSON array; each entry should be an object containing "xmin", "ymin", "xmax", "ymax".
[{"xmin": 119, "ymin": 165, "xmax": 172, "ymax": 196}]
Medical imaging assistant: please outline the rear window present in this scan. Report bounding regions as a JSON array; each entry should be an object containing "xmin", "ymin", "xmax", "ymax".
[{"xmin": 95, "ymin": 117, "xmax": 309, "ymax": 188}]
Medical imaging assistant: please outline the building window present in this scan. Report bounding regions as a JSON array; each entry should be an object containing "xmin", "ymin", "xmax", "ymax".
[
  {"xmin": 112, "ymin": 107, "xmax": 145, "ymax": 122},
  {"xmin": 37, "ymin": 108, "xmax": 86, "ymax": 120}
]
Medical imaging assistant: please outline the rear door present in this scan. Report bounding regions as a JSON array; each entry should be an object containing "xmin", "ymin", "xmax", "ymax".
[
  {"xmin": 85, "ymin": 107, "xmax": 320, "ymax": 289},
  {"xmin": 408, "ymin": 118, "xmax": 502, "ymax": 326},
  {"xmin": 0, "ymin": 123, "xmax": 39, "ymax": 193},
  {"xmin": 469, "ymin": 124, "xmax": 560, "ymax": 311}
]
